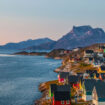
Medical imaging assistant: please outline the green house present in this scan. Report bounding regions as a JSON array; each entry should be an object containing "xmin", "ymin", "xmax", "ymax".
[
  {"xmin": 104, "ymin": 49, "xmax": 105, "ymax": 53},
  {"xmin": 49, "ymin": 84, "xmax": 71, "ymax": 98},
  {"xmin": 49, "ymin": 84, "xmax": 57, "ymax": 97}
]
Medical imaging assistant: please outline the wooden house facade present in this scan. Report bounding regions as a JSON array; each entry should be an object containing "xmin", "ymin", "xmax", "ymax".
[
  {"xmin": 50, "ymin": 84, "xmax": 71, "ymax": 105},
  {"xmin": 92, "ymin": 81, "xmax": 105, "ymax": 105},
  {"xmin": 82, "ymin": 79, "xmax": 96, "ymax": 101},
  {"xmin": 84, "ymin": 50, "xmax": 94, "ymax": 58}
]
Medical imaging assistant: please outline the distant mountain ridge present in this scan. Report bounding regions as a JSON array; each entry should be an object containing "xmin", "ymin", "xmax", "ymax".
[
  {"xmin": 26, "ymin": 41, "xmax": 56, "ymax": 50},
  {"xmin": 54, "ymin": 25, "xmax": 105, "ymax": 49},
  {"xmin": 1, "ymin": 25, "xmax": 105, "ymax": 50},
  {"xmin": 0, "ymin": 38, "xmax": 54, "ymax": 49}
]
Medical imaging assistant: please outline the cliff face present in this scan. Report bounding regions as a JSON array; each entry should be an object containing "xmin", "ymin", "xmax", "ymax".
[{"xmin": 54, "ymin": 26, "xmax": 105, "ymax": 49}]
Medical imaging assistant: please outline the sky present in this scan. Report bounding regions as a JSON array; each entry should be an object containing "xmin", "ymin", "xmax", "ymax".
[{"xmin": 0, "ymin": 0, "xmax": 105, "ymax": 45}]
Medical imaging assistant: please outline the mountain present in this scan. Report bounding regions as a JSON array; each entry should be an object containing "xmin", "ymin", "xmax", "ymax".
[
  {"xmin": 1, "ymin": 25, "xmax": 105, "ymax": 50},
  {"xmin": 54, "ymin": 25, "xmax": 105, "ymax": 49},
  {"xmin": 0, "ymin": 38, "xmax": 54, "ymax": 49},
  {"xmin": 26, "ymin": 41, "xmax": 56, "ymax": 50}
]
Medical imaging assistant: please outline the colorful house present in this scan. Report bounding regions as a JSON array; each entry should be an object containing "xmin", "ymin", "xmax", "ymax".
[
  {"xmin": 49, "ymin": 84, "xmax": 71, "ymax": 97},
  {"xmin": 63, "ymin": 50, "xmax": 71, "ymax": 54},
  {"xmin": 92, "ymin": 57, "xmax": 103, "ymax": 67},
  {"xmin": 58, "ymin": 72, "xmax": 69, "ymax": 83},
  {"xmin": 67, "ymin": 75, "xmax": 82, "ymax": 89},
  {"xmin": 98, "ymin": 65, "xmax": 105, "ymax": 73},
  {"xmin": 77, "ymin": 72, "xmax": 84, "ymax": 76},
  {"xmin": 84, "ymin": 50, "xmax": 94, "ymax": 57},
  {"xmin": 88, "ymin": 57, "xmax": 94, "ymax": 64},
  {"xmin": 97, "ymin": 53, "xmax": 104, "ymax": 57},
  {"xmin": 53, "ymin": 85, "xmax": 71, "ymax": 105},
  {"xmin": 86, "ymin": 70, "xmax": 98, "ymax": 79},
  {"xmin": 94, "ymin": 73, "xmax": 100, "ymax": 79},
  {"xmin": 49, "ymin": 84, "xmax": 57, "ymax": 97},
  {"xmin": 92, "ymin": 81, "xmax": 105, "ymax": 105},
  {"xmin": 99, "ymin": 46, "xmax": 105, "ymax": 53},
  {"xmin": 68, "ymin": 57, "xmax": 75, "ymax": 63},
  {"xmin": 82, "ymin": 79, "xmax": 96, "ymax": 101},
  {"xmin": 53, "ymin": 92, "xmax": 71, "ymax": 105},
  {"xmin": 100, "ymin": 73, "xmax": 105, "ymax": 80}
]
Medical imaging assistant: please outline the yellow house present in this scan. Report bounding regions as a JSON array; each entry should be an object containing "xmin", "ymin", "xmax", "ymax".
[
  {"xmin": 94, "ymin": 74, "xmax": 97, "ymax": 79},
  {"xmin": 79, "ymin": 80, "xmax": 82, "ymax": 90},
  {"xmin": 98, "ymin": 66, "xmax": 105, "ymax": 73},
  {"xmin": 69, "ymin": 58, "xmax": 74, "ymax": 63}
]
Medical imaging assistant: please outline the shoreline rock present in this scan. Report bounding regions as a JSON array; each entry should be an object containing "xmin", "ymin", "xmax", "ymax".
[
  {"xmin": 45, "ymin": 55, "xmax": 63, "ymax": 60},
  {"xmin": 35, "ymin": 80, "xmax": 58, "ymax": 105},
  {"xmin": 14, "ymin": 51, "xmax": 48, "ymax": 56},
  {"xmin": 54, "ymin": 68, "xmax": 61, "ymax": 73},
  {"xmin": 35, "ymin": 83, "xmax": 48, "ymax": 105}
]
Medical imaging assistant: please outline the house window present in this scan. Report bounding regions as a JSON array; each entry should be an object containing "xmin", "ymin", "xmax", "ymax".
[
  {"xmin": 61, "ymin": 100, "xmax": 64, "ymax": 104},
  {"xmin": 66, "ymin": 100, "xmax": 70, "ymax": 104}
]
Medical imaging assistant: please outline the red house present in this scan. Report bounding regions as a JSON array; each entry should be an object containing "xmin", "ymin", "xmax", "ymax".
[
  {"xmin": 53, "ymin": 92, "xmax": 71, "ymax": 105},
  {"xmin": 58, "ymin": 72, "xmax": 69, "ymax": 83},
  {"xmin": 53, "ymin": 85, "xmax": 71, "ymax": 105}
]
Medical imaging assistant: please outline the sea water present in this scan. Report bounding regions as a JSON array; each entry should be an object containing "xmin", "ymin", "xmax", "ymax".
[{"xmin": 0, "ymin": 50, "xmax": 61, "ymax": 105}]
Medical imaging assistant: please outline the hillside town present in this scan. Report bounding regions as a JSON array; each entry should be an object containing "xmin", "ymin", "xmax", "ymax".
[{"xmin": 35, "ymin": 44, "xmax": 105, "ymax": 105}]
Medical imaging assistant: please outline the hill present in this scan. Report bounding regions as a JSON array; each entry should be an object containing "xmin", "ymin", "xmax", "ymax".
[
  {"xmin": 0, "ymin": 38, "xmax": 54, "ymax": 49},
  {"xmin": 26, "ymin": 41, "xmax": 56, "ymax": 50},
  {"xmin": 1, "ymin": 25, "xmax": 105, "ymax": 50}
]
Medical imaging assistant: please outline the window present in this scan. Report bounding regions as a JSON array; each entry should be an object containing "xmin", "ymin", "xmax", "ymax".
[
  {"xmin": 61, "ymin": 100, "xmax": 64, "ymax": 104},
  {"xmin": 66, "ymin": 100, "xmax": 70, "ymax": 104}
]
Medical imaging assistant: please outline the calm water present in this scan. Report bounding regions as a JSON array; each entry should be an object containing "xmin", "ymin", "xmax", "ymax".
[{"xmin": 0, "ymin": 50, "xmax": 61, "ymax": 105}]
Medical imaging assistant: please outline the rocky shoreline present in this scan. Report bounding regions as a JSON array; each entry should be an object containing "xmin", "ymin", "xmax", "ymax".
[
  {"xmin": 35, "ymin": 82, "xmax": 49, "ymax": 105},
  {"xmin": 35, "ymin": 80, "xmax": 59, "ymax": 105},
  {"xmin": 13, "ymin": 49, "xmax": 70, "ymax": 105},
  {"xmin": 14, "ymin": 50, "xmax": 65, "ymax": 59},
  {"xmin": 14, "ymin": 51, "xmax": 48, "ymax": 56}
]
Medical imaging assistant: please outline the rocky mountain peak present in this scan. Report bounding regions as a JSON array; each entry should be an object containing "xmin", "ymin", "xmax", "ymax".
[
  {"xmin": 54, "ymin": 25, "xmax": 105, "ymax": 49},
  {"xmin": 71, "ymin": 25, "xmax": 92, "ymax": 33}
]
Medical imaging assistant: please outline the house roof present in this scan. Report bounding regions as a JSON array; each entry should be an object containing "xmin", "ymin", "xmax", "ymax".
[
  {"xmin": 51, "ymin": 84, "xmax": 70, "ymax": 93},
  {"xmin": 77, "ymin": 73, "xmax": 84, "ymax": 76},
  {"xmin": 85, "ymin": 50, "xmax": 94, "ymax": 54},
  {"xmin": 94, "ymin": 58, "xmax": 104, "ymax": 63},
  {"xmin": 100, "ymin": 46, "xmax": 105, "ymax": 49},
  {"xmin": 56, "ymin": 85, "xmax": 70, "ymax": 92},
  {"xmin": 94, "ymin": 81, "xmax": 105, "ymax": 98},
  {"xmin": 101, "ymin": 65, "xmax": 105, "ymax": 71},
  {"xmin": 54, "ymin": 91, "xmax": 70, "ymax": 101},
  {"xmin": 53, "ymin": 84, "xmax": 71, "ymax": 101},
  {"xmin": 100, "ymin": 73, "xmax": 105, "ymax": 79},
  {"xmin": 96, "ymin": 73, "xmax": 99, "ymax": 78},
  {"xmin": 84, "ymin": 79, "xmax": 96, "ymax": 92},
  {"xmin": 68, "ymin": 75, "xmax": 82, "ymax": 83},
  {"xmin": 86, "ymin": 70, "xmax": 97, "ymax": 74},
  {"xmin": 59, "ymin": 72, "xmax": 69, "ymax": 78},
  {"xmin": 89, "ymin": 57, "xmax": 94, "ymax": 61},
  {"xmin": 86, "ymin": 70, "xmax": 98, "ymax": 78}
]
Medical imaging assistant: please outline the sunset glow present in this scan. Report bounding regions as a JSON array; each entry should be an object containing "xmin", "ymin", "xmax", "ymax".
[{"xmin": 0, "ymin": 0, "xmax": 105, "ymax": 45}]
